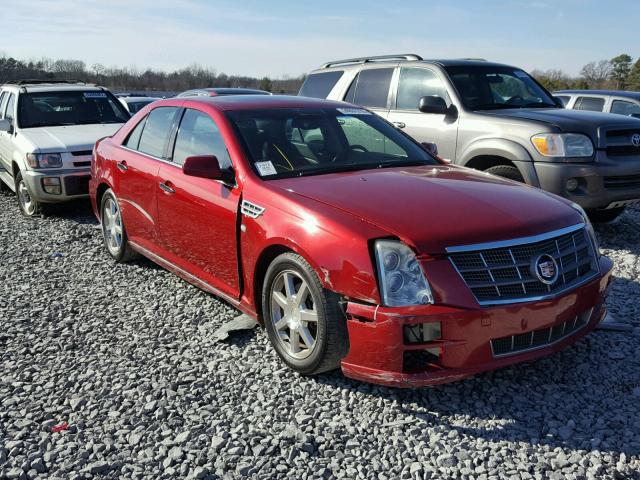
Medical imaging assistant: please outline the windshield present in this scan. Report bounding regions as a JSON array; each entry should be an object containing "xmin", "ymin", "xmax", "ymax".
[
  {"xmin": 18, "ymin": 91, "xmax": 130, "ymax": 128},
  {"xmin": 226, "ymin": 107, "xmax": 438, "ymax": 179},
  {"xmin": 445, "ymin": 66, "xmax": 557, "ymax": 110}
]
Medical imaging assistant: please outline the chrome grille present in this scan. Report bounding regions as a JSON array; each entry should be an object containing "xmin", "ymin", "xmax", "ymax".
[
  {"xmin": 448, "ymin": 225, "xmax": 598, "ymax": 305},
  {"xmin": 491, "ymin": 308, "xmax": 593, "ymax": 357}
]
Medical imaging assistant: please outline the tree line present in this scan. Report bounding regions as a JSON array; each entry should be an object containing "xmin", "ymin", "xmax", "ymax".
[
  {"xmin": 531, "ymin": 53, "xmax": 640, "ymax": 92},
  {"xmin": 0, "ymin": 54, "xmax": 305, "ymax": 94}
]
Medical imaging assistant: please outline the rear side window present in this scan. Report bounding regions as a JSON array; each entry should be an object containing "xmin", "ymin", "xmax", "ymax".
[
  {"xmin": 124, "ymin": 116, "xmax": 147, "ymax": 150},
  {"xmin": 298, "ymin": 71, "xmax": 344, "ymax": 98},
  {"xmin": 344, "ymin": 68, "xmax": 393, "ymax": 109},
  {"xmin": 611, "ymin": 100, "xmax": 640, "ymax": 116},
  {"xmin": 138, "ymin": 107, "xmax": 178, "ymax": 158},
  {"xmin": 4, "ymin": 94, "xmax": 15, "ymax": 122},
  {"xmin": 574, "ymin": 97, "xmax": 605, "ymax": 112},
  {"xmin": 172, "ymin": 109, "xmax": 231, "ymax": 167},
  {"xmin": 0, "ymin": 92, "xmax": 6, "ymax": 118},
  {"xmin": 396, "ymin": 68, "xmax": 449, "ymax": 110}
]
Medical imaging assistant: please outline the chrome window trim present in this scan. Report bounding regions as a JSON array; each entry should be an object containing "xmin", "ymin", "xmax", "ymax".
[{"xmin": 445, "ymin": 223, "xmax": 585, "ymax": 253}]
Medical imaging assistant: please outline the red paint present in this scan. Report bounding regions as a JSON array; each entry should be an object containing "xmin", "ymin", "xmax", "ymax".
[
  {"xmin": 51, "ymin": 422, "xmax": 69, "ymax": 433},
  {"xmin": 89, "ymin": 96, "xmax": 614, "ymax": 387}
]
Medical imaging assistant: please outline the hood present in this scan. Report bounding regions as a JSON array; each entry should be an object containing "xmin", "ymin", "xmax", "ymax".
[
  {"xmin": 272, "ymin": 165, "xmax": 582, "ymax": 254},
  {"xmin": 19, "ymin": 123, "xmax": 124, "ymax": 152}
]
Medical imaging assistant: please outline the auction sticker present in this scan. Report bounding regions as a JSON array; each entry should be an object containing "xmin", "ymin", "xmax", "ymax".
[
  {"xmin": 83, "ymin": 92, "xmax": 107, "ymax": 98},
  {"xmin": 337, "ymin": 107, "xmax": 371, "ymax": 115},
  {"xmin": 255, "ymin": 161, "xmax": 278, "ymax": 176}
]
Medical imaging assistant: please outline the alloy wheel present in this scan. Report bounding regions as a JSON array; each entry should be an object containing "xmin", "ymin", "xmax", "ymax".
[
  {"xmin": 102, "ymin": 197, "xmax": 124, "ymax": 256},
  {"xmin": 18, "ymin": 180, "xmax": 36, "ymax": 216},
  {"xmin": 270, "ymin": 270, "xmax": 319, "ymax": 360}
]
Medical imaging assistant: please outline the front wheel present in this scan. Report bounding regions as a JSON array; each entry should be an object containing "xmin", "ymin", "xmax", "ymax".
[
  {"xmin": 485, "ymin": 164, "xmax": 525, "ymax": 183},
  {"xmin": 262, "ymin": 252, "xmax": 348, "ymax": 375},
  {"xmin": 100, "ymin": 189, "xmax": 138, "ymax": 262},
  {"xmin": 15, "ymin": 172, "xmax": 43, "ymax": 217},
  {"xmin": 587, "ymin": 206, "xmax": 625, "ymax": 223}
]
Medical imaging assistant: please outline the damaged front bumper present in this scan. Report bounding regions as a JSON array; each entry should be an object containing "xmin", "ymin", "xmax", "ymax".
[{"xmin": 341, "ymin": 256, "xmax": 614, "ymax": 388}]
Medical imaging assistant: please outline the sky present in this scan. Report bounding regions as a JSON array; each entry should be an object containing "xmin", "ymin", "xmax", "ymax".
[{"xmin": 1, "ymin": 0, "xmax": 637, "ymax": 78}]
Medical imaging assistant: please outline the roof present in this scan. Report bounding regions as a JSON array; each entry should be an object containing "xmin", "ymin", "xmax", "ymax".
[
  {"xmin": 180, "ymin": 94, "xmax": 349, "ymax": 111},
  {"xmin": 313, "ymin": 54, "xmax": 514, "ymax": 72},
  {"xmin": 120, "ymin": 96, "xmax": 158, "ymax": 102},
  {"xmin": 554, "ymin": 89, "xmax": 640, "ymax": 100},
  {"xmin": 2, "ymin": 82, "xmax": 105, "ymax": 93},
  {"xmin": 178, "ymin": 87, "xmax": 271, "ymax": 97}
]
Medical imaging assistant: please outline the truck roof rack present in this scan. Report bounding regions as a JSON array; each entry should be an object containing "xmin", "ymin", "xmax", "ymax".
[
  {"xmin": 320, "ymin": 54, "xmax": 423, "ymax": 69},
  {"xmin": 4, "ymin": 79, "xmax": 89, "ymax": 86}
]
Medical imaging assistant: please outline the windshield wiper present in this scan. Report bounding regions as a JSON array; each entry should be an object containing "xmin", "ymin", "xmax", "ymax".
[
  {"xmin": 520, "ymin": 102, "xmax": 556, "ymax": 108},
  {"xmin": 471, "ymin": 104, "xmax": 515, "ymax": 111}
]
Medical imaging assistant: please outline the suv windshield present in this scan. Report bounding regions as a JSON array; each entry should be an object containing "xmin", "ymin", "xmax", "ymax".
[
  {"xmin": 227, "ymin": 107, "xmax": 438, "ymax": 179},
  {"xmin": 18, "ymin": 91, "xmax": 130, "ymax": 128},
  {"xmin": 445, "ymin": 66, "xmax": 557, "ymax": 110}
]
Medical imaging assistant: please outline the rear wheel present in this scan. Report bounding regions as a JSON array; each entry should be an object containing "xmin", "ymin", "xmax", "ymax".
[
  {"xmin": 100, "ymin": 189, "xmax": 138, "ymax": 262},
  {"xmin": 485, "ymin": 164, "xmax": 525, "ymax": 183},
  {"xmin": 15, "ymin": 172, "xmax": 43, "ymax": 217},
  {"xmin": 587, "ymin": 206, "xmax": 625, "ymax": 223},
  {"xmin": 262, "ymin": 252, "xmax": 348, "ymax": 375}
]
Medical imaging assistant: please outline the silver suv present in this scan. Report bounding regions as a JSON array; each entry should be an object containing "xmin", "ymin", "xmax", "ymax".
[
  {"xmin": 300, "ymin": 54, "xmax": 640, "ymax": 222},
  {"xmin": 554, "ymin": 90, "xmax": 640, "ymax": 118}
]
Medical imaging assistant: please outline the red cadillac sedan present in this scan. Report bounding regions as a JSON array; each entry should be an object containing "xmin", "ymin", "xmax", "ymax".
[{"xmin": 90, "ymin": 95, "xmax": 613, "ymax": 387}]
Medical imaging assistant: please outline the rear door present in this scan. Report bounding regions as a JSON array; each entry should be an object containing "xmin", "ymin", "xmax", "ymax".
[
  {"xmin": 156, "ymin": 107, "xmax": 241, "ymax": 299},
  {"xmin": 116, "ymin": 106, "xmax": 180, "ymax": 249},
  {"xmin": 343, "ymin": 67, "xmax": 395, "ymax": 119},
  {"xmin": 387, "ymin": 66, "xmax": 459, "ymax": 161},
  {"xmin": 0, "ymin": 92, "xmax": 15, "ymax": 172}
]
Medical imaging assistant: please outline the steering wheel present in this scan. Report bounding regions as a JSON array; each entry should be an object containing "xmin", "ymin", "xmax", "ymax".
[
  {"xmin": 333, "ymin": 144, "xmax": 369, "ymax": 162},
  {"xmin": 505, "ymin": 95, "xmax": 524, "ymax": 105}
]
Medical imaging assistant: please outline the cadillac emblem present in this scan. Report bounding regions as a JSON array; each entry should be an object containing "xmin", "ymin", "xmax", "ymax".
[{"xmin": 532, "ymin": 254, "xmax": 559, "ymax": 285}]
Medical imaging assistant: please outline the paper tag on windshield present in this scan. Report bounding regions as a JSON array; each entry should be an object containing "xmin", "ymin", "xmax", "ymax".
[
  {"xmin": 83, "ymin": 92, "xmax": 107, "ymax": 98},
  {"xmin": 255, "ymin": 161, "xmax": 278, "ymax": 176},
  {"xmin": 514, "ymin": 70, "xmax": 529, "ymax": 78},
  {"xmin": 337, "ymin": 107, "xmax": 371, "ymax": 115}
]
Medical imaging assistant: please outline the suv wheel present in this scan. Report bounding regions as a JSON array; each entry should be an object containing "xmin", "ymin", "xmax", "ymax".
[
  {"xmin": 587, "ymin": 206, "xmax": 625, "ymax": 223},
  {"xmin": 15, "ymin": 172, "xmax": 42, "ymax": 216},
  {"xmin": 100, "ymin": 189, "xmax": 138, "ymax": 262},
  {"xmin": 262, "ymin": 252, "xmax": 348, "ymax": 375},
  {"xmin": 485, "ymin": 165, "xmax": 524, "ymax": 183}
]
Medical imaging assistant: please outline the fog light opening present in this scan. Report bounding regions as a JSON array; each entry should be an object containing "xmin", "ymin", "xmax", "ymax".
[
  {"xmin": 403, "ymin": 349, "xmax": 442, "ymax": 374},
  {"xmin": 403, "ymin": 322, "xmax": 442, "ymax": 345},
  {"xmin": 42, "ymin": 177, "xmax": 62, "ymax": 195},
  {"xmin": 566, "ymin": 177, "xmax": 580, "ymax": 192}
]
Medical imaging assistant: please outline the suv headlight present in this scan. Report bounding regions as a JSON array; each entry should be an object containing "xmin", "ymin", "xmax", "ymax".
[
  {"xmin": 26, "ymin": 153, "xmax": 63, "ymax": 169},
  {"xmin": 374, "ymin": 240, "xmax": 434, "ymax": 306},
  {"xmin": 531, "ymin": 133, "xmax": 594, "ymax": 158},
  {"xmin": 569, "ymin": 202, "xmax": 600, "ymax": 256}
]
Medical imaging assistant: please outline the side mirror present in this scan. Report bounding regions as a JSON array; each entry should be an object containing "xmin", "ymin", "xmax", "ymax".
[
  {"xmin": 418, "ymin": 95, "xmax": 448, "ymax": 114},
  {"xmin": 182, "ymin": 155, "xmax": 223, "ymax": 180},
  {"xmin": 0, "ymin": 118, "xmax": 13, "ymax": 134},
  {"xmin": 630, "ymin": 113, "xmax": 640, "ymax": 119},
  {"xmin": 421, "ymin": 142, "xmax": 438, "ymax": 156},
  {"xmin": 552, "ymin": 96, "xmax": 565, "ymax": 108}
]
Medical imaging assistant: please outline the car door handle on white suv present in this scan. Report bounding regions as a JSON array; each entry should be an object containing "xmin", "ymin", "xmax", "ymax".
[
  {"xmin": 392, "ymin": 122, "xmax": 406, "ymax": 129},
  {"xmin": 116, "ymin": 160, "xmax": 128, "ymax": 171}
]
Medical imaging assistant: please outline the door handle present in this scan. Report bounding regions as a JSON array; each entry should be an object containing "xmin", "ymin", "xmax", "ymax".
[
  {"xmin": 116, "ymin": 160, "xmax": 128, "ymax": 171},
  {"xmin": 159, "ymin": 181, "xmax": 175, "ymax": 194},
  {"xmin": 392, "ymin": 122, "xmax": 406, "ymax": 129}
]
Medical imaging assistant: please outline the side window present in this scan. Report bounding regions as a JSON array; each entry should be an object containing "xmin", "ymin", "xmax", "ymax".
[
  {"xmin": 344, "ymin": 75, "xmax": 358, "ymax": 103},
  {"xmin": 138, "ymin": 107, "xmax": 179, "ymax": 158},
  {"xmin": 611, "ymin": 100, "xmax": 640, "ymax": 116},
  {"xmin": 0, "ymin": 92, "xmax": 6, "ymax": 118},
  {"xmin": 172, "ymin": 109, "xmax": 232, "ymax": 167},
  {"xmin": 298, "ymin": 71, "xmax": 344, "ymax": 98},
  {"xmin": 555, "ymin": 95, "xmax": 570, "ymax": 107},
  {"xmin": 124, "ymin": 115, "xmax": 147, "ymax": 150},
  {"xmin": 4, "ymin": 94, "xmax": 16, "ymax": 122},
  {"xmin": 348, "ymin": 68, "xmax": 394, "ymax": 109},
  {"xmin": 574, "ymin": 96, "xmax": 605, "ymax": 112},
  {"xmin": 396, "ymin": 68, "xmax": 449, "ymax": 110}
]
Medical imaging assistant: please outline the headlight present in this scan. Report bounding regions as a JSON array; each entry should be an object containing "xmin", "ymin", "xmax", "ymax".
[
  {"xmin": 531, "ymin": 133, "xmax": 594, "ymax": 158},
  {"xmin": 26, "ymin": 153, "xmax": 63, "ymax": 169},
  {"xmin": 374, "ymin": 240, "xmax": 434, "ymax": 306},
  {"xmin": 569, "ymin": 202, "xmax": 600, "ymax": 256}
]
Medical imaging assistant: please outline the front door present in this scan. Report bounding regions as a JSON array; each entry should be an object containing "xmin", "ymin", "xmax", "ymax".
[
  {"xmin": 115, "ymin": 106, "xmax": 180, "ymax": 247},
  {"xmin": 387, "ymin": 67, "xmax": 459, "ymax": 162},
  {"xmin": 0, "ymin": 93, "xmax": 16, "ymax": 172},
  {"xmin": 156, "ymin": 108, "xmax": 241, "ymax": 299}
]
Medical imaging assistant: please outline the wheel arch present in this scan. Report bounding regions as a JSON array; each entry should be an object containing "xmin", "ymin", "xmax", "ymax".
[{"xmin": 95, "ymin": 182, "xmax": 112, "ymax": 218}]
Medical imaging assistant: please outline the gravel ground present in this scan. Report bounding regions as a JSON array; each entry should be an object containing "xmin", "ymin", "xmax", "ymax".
[{"xmin": 1, "ymin": 191, "xmax": 639, "ymax": 480}]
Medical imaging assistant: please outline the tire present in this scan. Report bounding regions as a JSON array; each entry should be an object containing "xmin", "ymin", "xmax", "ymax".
[
  {"xmin": 262, "ymin": 252, "xmax": 348, "ymax": 375},
  {"xmin": 100, "ymin": 188, "xmax": 138, "ymax": 262},
  {"xmin": 15, "ymin": 171, "xmax": 43, "ymax": 217},
  {"xmin": 587, "ymin": 206, "xmax": 625, "ymax": 223},
  {"xmin": 485, "ymin": 164, "xmax": 525, "ymax": 183}
]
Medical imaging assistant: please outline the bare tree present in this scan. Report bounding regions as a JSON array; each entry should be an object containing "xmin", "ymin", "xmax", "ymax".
[{"xmin": 580, "ymin": 60, "xmax": 612, "ymax": 89}]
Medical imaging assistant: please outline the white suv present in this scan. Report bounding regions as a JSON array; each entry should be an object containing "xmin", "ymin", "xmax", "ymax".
[{"xmin": 0, "ymin": 80, "xmax": 130, "ymax": 216}]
